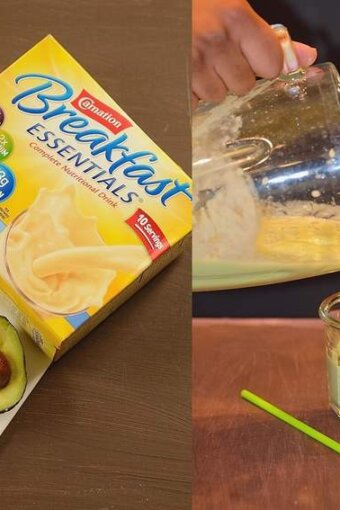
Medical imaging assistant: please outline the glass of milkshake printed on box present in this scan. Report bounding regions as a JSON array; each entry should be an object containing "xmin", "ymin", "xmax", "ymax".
[{"xmin": 320, "ymin": 293, "xmax": 340, "ymax": 417}]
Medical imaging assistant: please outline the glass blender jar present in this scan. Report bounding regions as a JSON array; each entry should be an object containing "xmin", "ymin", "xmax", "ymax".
[{"xmin": 193, "ymin": 26, "xmax": 340, "ymax": 291}]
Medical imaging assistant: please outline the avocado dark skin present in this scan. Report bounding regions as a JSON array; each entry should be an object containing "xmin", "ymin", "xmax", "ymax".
[{"xmin": 0, "ymin": 316, "xmax": 27, "ymax": 413}]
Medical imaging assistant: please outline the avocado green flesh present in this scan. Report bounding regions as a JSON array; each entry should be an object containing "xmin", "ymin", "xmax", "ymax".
[{"xmin": 0, "ymin": 316, "xmax": 27, "ymax": 413}]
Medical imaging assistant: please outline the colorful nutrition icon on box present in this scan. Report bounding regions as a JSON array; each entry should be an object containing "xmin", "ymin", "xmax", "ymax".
[{"xmin": 0, "ymin": 131, "xmax": 13, "ymax": 161}]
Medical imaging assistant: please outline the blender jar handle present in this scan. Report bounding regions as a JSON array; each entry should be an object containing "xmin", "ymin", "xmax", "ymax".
[{"xmin": 272, "ymin": 24, "xmax": 304, "ymax": 77}]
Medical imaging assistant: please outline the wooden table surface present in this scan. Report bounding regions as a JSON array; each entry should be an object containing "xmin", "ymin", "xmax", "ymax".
[
  {"xmin": 193, "ymin": 319, "xmax": 340, "ymax": 510},
  {"xmin": 0, "ymin": 2, "xmax": 191, "ymax": 509}
]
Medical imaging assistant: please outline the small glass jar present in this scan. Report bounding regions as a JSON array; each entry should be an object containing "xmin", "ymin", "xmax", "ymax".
[{"xmin": 319, "ymin": 293, "xmax": 340, "ymax": 417}]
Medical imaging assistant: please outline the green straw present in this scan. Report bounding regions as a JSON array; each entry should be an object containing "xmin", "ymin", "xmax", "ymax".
[{"xmin": 241, "ymin": 389, "xmax": 340, "ymax": 454}]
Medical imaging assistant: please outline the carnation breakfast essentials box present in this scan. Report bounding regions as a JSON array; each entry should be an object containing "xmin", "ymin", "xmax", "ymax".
[{"xmin": 0, "ymin": 35, "xmax": 192, "ymax": 362}]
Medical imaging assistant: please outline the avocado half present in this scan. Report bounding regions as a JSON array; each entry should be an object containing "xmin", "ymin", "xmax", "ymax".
[{"xmin": 0, "ymin": 316, "xmax": 27, "ymax": 413}]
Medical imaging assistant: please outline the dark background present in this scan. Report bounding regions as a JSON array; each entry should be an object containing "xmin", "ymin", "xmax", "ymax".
[
  {"xmin": 193, "ymin": 0, "xmax": 340, "ymax": 319},
  {"xmin": 253, "ymin": 0, "xmax": 340, "ymax": 70}
]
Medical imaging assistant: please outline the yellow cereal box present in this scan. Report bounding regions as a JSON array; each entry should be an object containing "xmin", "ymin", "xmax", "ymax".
[{"xmin": 0, "ymin": 35, "xmax": 192, "ymax": 359}]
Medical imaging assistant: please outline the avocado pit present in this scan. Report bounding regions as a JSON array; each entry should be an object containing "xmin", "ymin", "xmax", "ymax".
[{"xmin": 0, "ymin": 351, "xmax": 11, "ymax": 389}]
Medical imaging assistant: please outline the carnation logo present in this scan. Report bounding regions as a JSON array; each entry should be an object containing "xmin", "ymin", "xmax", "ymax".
[{"xmin": 71, "ymin": 90, "xmax": 132, "ymax": 134}]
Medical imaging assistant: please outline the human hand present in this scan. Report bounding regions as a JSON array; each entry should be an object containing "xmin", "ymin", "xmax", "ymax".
[{"xmin": 192, "ymin": 0, "xmax": 317, "ymax": 108}]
